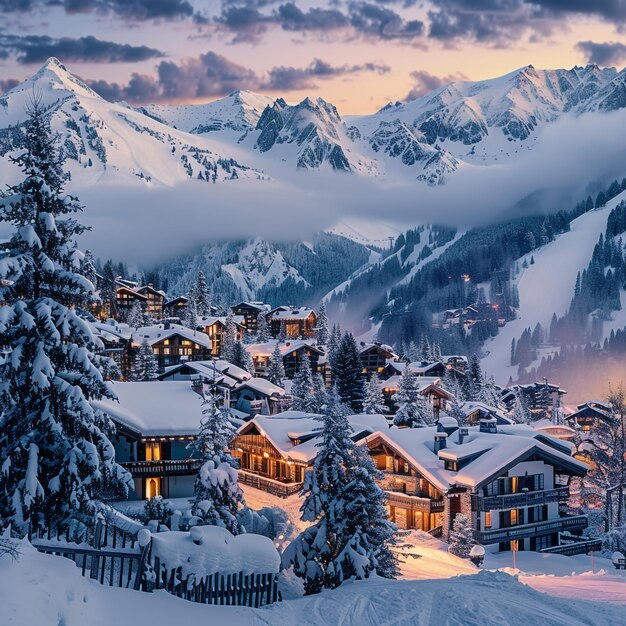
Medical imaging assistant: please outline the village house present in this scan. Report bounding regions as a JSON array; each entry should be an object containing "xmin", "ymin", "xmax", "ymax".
[
  {"xmin": 501, "ymin": 382, "xmax": 567, "ymax": 417},
  {"xmin": 380, "ymin": 374, "xmax": 453, "ymax": 417},
  {"xmin": 115, "ymin": 285, "xmax": 148, "ymax": 320},
  {"xmin": 163, "ymin": 295, "xmax": 189, "ymax": 319},
  {"xmin": 231, "ymin": 378, "xmax": 291, "ymax": 417},
  {"xmin": 380, "ymin": 360, "xmax": 447, "ymax": 381},
  {"xmin": 245, "ymin": 339, "xmax": 325, "ymax": 379},
  {"xmin": 92, "ymin": 381, "xmax": 206, "ymax": 500},
  {"xmin": 454, "ymin": 401, "xmax": 512, "ymax": 426},
  {"xmin": 231, "ymin": 412, "xmax": 388, "ymax": 496},
  {"xmin": 358, "ymin": 342, "xmax": 399, "ymax": 376},
  {"xmin": 133, "ymin": 323, "xmax": 212, "ymax": 369},
  {"xmin": 565, "ymin": 400, "xmax": 612, "ymax": 433},
  {"xmin": 364, "ymin": 418, "xmax": 589, "ymax": 553},
  {"xmin": 269, "ymin": 306, "xmax": 317, "ymax": 339},
  {"xmin": 231, "ymin": 301, "xmax": 270, "ymax": 335},
  {"xmin": 199, "ymin": 315, "xmax": 245, "ymax": 357},
  {"xmin": 136, "ymin": 285, "xmax": 166, "ymax": 320},
  {"xmin": 90, "ymin": 319, "xmax": 133, "ymax": 379}
]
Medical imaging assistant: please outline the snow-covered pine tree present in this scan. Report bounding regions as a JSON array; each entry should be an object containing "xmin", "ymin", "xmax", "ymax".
[
  {"xmin": 0, "ymin": 99, "xmax": 131, "ymax": 534},
  {"xmin": 183, "ymin": 298, "xmax": 198, "ymax": 330},
  {"xmin": 392, "ymin": 367, "xmax": 434, "ymax": 428},
  {"xmin": 448, "ymin": 514, "xmax": 475, "ymax": 559},
  {"xmin": 193, "ymin": 271, "xmax": 211, "ymax": 317},
  {"xmin": 230, "ymin": 341, "xmax": 250, "ymax": 372},
  {"xmin": 291, "ymin": 353, "xmax": 316, "ymax": 412},
  {"xmin": 363, "ymin": 373, "xmax": 388, "ymax": 415},
  {"xmin": 267, "ymin": 342, "xmax": 285, "ymax": 385},
  {"xmin": 80, "ymin": 249, "xmax": 97, "ymax": 291},
  {"xmin": 100, "ymin": 260, "xmax": 117, "ymax": 318},
  {"xmin": 463, "ymin": 354, "xmax": 482, "ymax": 400},
  {"xmin": 129, "ymin": 338, "xmax": 160, "ymax": 381},
  {"xmin": 327, "ymin": 323, "xmax": 341, "ymax": 376},
  {"xmin": 256, "ymin": 312, "xmax": 269, "ymax": 342},
  {"xmin": 282, "ymin": 388, "xmax": 355, "ymax": 593},
  {"xmin": 277, "ymin": 319, "xmax": 287, "ymax": 343},
  {"xmin": 332, "ymin": 332, "xmax": 365, "ymax": 413},
  {"xmin": 187, "ymin": 393, "xmax": 243, "ymax": 534},
  {"xmin": 342, "ymin": 445, "xmax": 399, "ymax": 580},
  {"xmin": 478, "ymin": 375, "xmax": 502, "ymax": 408},
  {"xmin": 314, "ymin": 301, "xmax": 329, "ymax": 346},
  {"xmin": 311, "ymin": 372, "xmax": 328, "ymax": 413},
  {"xmin": 125, "ymin": 301, "xmax": 146, "ymax": 329},
  {"xmin": 510, "ymin": 388, "xmax": 531, "ymax": 424},
  {"xmin": 221, "ymin": 312, "xmax": 237, "ymax": 361}
]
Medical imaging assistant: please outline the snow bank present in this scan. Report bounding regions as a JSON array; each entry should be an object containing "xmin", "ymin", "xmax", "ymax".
[{"xmin": 149, "ymin": 526, "xmax": 280, "ymax": 579}]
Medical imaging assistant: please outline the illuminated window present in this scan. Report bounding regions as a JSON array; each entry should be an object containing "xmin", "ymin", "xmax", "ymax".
[
  {"xmin": 146, "ymin": 442, "xmax": 161, "ymax": 461},
  {"xmin": 163, "ymin": 339, "xmax": 170, "ymax": 346},
  {"xmin": 510, "ymin": 509, "xmax": 518, "ymax": 525},
  {"xmin": 511, "ymin": 476, "xmax": 519, "ymax": 493},
  {"xmin": 145, "ymin": 477, "xmax": 161, "ymax": 499},
  {"xmin": 182, "ymin": 340, "xmax": 192, "ymax": 346},
  {"xmin": 485, "ymin": 511, "xmax": 492, "ymax": 528}
]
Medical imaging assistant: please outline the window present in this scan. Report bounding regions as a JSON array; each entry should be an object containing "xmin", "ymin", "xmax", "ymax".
[
  {"xmin": 145, "ymin": 477, "xmax": 160, "ymax": 499},
  {"xmin": 511, "ymin": 476, "xmax": 519, "ymax": 493},
  {"xmin": 485, "ymin": 511, "xmax": 492, "ymax": 528},
  {"xmin": 146, "ymin": 442, "xmax": 161, "ymax": 461}
]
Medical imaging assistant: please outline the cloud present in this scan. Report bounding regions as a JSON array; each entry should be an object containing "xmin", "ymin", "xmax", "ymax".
[
  {"xmin": 0, "ymin": 78, "xmax": 19, "ymax": 93},
  {"xmin": 348, "ymin": 2, "xmax": 424, "ymax": 39},
  {"xmin": 406, "ymin": 69, "xmax": 466, "ymax": 99},
  {"xmin": 264, "ymin": 58, "xmax": 390, "ymax": 90},
  {"xmin": 0, "ymin": 0, "xmax": 195, "ymax": 20},
  {"xmin": 87, "ymin": 51, "xmax": 389, "ymax": 102},
  {"xmin": 576, "ymin": 40, "xmax": 626, "ymax": 66},
  {"xmin": 0, "ymin": 34, "xmax": 164, "ymax": 64}
]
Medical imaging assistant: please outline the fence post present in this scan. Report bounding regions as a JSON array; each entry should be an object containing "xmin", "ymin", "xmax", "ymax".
[{"xmin": 90, "ymin": 515, "xmax": 104, "ymax": 580}]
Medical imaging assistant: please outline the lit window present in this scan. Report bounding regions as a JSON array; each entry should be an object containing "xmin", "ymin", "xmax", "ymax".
[
  {"xmin": 485, "ymin": 511, "xmax": 492, "ymax": 528},
  {"xmin": 146, "ymin": 442, "xmax": 161, "ymax": 461}
]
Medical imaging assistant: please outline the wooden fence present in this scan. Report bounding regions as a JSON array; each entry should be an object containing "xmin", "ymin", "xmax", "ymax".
[{"xmin": 29, "ymin": 517, "xmax": 281, "ymax": 606}]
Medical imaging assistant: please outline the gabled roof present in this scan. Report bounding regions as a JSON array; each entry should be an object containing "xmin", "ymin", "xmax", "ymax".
[
  {"xmin": 270, "ymin": 307, "xmax": 315, "ymax": 320},
  {"xmin": 234, "ymin": 377, "xmax": 286, "ymax": 398},
  {"xmin": 137, "ymin": 285, "xmax": 166, "ymax": 298},
  {"xmin": 232, "ymin": 301, "xmax": 269, "ymax": 312},
  {"xmin": 366, "ymin": 423, "xmax": 587, "ymax": 493},
  {"xmin": 198, "ymin": 315, "xmax": 245, "ymax": 328},
  {"xmin": 116, "ymin": 286, "xmax": 148, "ymax": 300},
  {"xmin": 132, "ymin": 323, "xmax": 211, "ymax": 349},
  {"xmin": 358, "ymin": 342, "xmax": 398, "ymax": 358},
  {"xmin": 158, "ymin": 359, "xmax": 252, "ymax": 387},
  {"xmin": 164, "ymin": 296, "xmax": 189, "ymax": 307},
  {"xmin": 245, "ymin": 339, "xmax": 324, "ymax": 358}
]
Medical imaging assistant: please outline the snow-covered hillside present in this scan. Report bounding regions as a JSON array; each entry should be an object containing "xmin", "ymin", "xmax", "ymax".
[{"xmin": 481, "ymin": 193, "xmax": 626, "ymax": 383}]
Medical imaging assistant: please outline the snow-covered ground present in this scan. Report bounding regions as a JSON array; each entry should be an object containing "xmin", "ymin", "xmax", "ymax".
[{"xmin": 2, "ymin": 538, "xmax": 625, "ymax": 626}]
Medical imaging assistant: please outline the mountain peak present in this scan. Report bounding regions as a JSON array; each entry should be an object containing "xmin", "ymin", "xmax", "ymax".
[{"xmin": 31, "ymin": 57, "xmax": 101, "ymax": 100}]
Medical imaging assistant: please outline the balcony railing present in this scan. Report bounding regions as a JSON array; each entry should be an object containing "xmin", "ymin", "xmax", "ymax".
[
  {"xmin": 385, "ymin": 491, "xmax": 445, "ymax": 513},
  {"xmin": 473, "ymin": 514, "xmax": 588, "ymax": 545},
  {"xmin": 471, "ymin": 487, "xmax": 570, "ymax": 512},
  {"xmin": 121, "ymin": 459, "xmax": 202, "ymax": 477},
  {"xmin": 540, "ymin": 538, "xmax": 602, "ymax": 557},
  {"xmin": 238, "ymin": 470, "xmax": 302, "ymax": 497}
]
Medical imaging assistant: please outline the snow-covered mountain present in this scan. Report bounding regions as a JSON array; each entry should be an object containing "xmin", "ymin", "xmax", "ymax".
[
  {"xmin": 0, "ymin": 58, "xmax": 265, "ymax": 187},
  {"xmin": 1, "ymin": 59, "xmax": 625, "ymax": 188}
]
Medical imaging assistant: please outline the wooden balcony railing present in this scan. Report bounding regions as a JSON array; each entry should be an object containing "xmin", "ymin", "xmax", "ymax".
[
  {"xmin": 473, "ymin": 514, "xmax": 588, "ymax": 545},
  {"xmin": 121, "ymin": 459, "xmax": 202, "ymax": 477},
  {"xmin": 385, "ymin": 491, "xmax": 445, "ymax": 513},
  {"xmin": 471, "ymin": 487, "xmax": 571, "ymax": 512},
  {"xmin": 238, "ymin": 470, "xmax": 302, "ymax": 497}
]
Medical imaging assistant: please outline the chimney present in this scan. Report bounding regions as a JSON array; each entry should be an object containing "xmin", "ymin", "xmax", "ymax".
[
  {"xmin": 457, "ymin": 427, "xmax": 469, "ymax": 445},
  {"xmin": 479, "ymin": 416, "xmax": 497, "ymax": 434},
  {"xmin": 434, "ymin": 431, "xmax": 448, "ymax": 453}
]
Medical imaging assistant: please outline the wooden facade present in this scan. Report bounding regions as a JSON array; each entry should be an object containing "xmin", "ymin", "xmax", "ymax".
[
  {"xmin": 251, "ymin": 343, "xmax": 324, "ymax": 379},
  {"xmin": 116, "ymin": 286, "xmax": 147, "ymax": 319},
  {"xmin": 358, "ymin": 343, "xmax": 398, "ymax": 376},
  {"xmin": 232, "ymin": 302, "xmax": 268, "ymax": 335},
  {"xmin": 149, "ymin": 333, "xmax": 211, "ymax": 368},
  {"xmin": 203, "ymin": 319, "xmax": 245, "ymax": 357},
  {"xmin": 269, "ymin": 308, "xmax": 317, "ymax": 339},
  {"xmin": 137, "ymin": 285, "xmax": 165, "ymax": 321}
]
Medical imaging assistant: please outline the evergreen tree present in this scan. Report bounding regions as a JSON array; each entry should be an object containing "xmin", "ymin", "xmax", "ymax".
[
  {"xmin": 478, "ymin": 375, "xmax": 501, "ymax": 407},
  {"xmin": 311, "ymin": 372, "xmax": 328, "ymax": 413},
  {"xmin": 256, "ymin": 312, "xmax": 270, "ymax": 342},
  {"xmin": 332, "ymin": 332, "xmax": 365, "ymax": 413},
  {"xmin": 510, "ymin": 388, "xmax": 531, "ymax": 424},
  {"xmin": 363, "ymin": 373, "xmax": 388, "ymax": 414},
  {"xmin": 230, "ymin": 341, "xmax": 250, "ymax": 372},
  {"xmin": 314, "ymin": 301, "xmax": 330, "ymax": 346},
  {"xmin": 0, "ymin": 100, "xmax": 131, "ymax": 534},
  {"xmin": 100, "ymin": 260, "xmax": 117, "ymax": 318},
  {"xmin": 221, "ymin": 312, "xmax": 237, "ymax": 361},
  {"xmin": 125, "ymin": 301, "xmax": 146, "ymax": 329},
  {"xmin": 448, "ymin": 514, "xmax": 475, "ymax": 559},
  {"xmin": 80, "ymin": 249, "xmax": 97, "ymax": 291},
  {"xmin": 267, "ymin": 342, "xmax": 285, "ymax": 385},
  {"xmin": 183, "ymin": 298, "xmax": 198, "ymax": 330},
  {"xmin": 327, "ymin": 323, "xmax": 341, "ymax": 377},
  {"xmin": 463, "ymin": 354, "xmax": 482, "ymax": 400},
  {"xmin": 291, "ymin": 353, "xmax": 316, "ymax": 412},
  {"xmin": 283, "ymin": 388, "xmax": 392, "ymax": 593},
  {"xmin": 392, "ymin": 367, "xmax": 434, "ymax": 428},
  {"xmin": 129, "ymin": 338, "xmax": 160, "ymax": 381},
  {"xmin": 187, "ymin": 393, "xmax": 243, "ymax": 534},
  {"xmin": 193, "ymin": 270, "xmax": 211, "ymax": 317},
  {"xmin": 277, "ymin": 319, "xmax": 287, "ymax": 343}
]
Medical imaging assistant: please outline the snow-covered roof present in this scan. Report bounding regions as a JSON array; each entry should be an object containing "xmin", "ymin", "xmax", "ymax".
[
  {"xmin": 271, "ymin": 307, "xmax": 314, "ymax": 320},
  {"xmin": 366, "ymin": 424, "xmax": 587, "ymax": 492},
  {"xmin": 237, "ymin": 411, "xmax": 389, "ymax": 463},
  {"xmin": 198, "ymin": 315, "xmax": 245, "ymax": 328},
  {"xmin": 358, "ymin": 342, "xmax": 397, "ymax": 356},
  {"xmin": 132, "ymin": 323, "xmax": 211, "ymax": 349},
  {"xmin": 458, "ymin": 401, "xmax": 511, "ymax": 424},
  {"xmin": 160, "ymin": 359, "xmax": 251, "ymax": 387},
  {"xmin": 234, "ymin": 377, "xmax": 286, "ymax": 397},
  {"xmin": 381, "ymin": 375, "xmax": 448, "ymax": 395},
  {"xmin": 92, "ymin": 381, "xmax": 206, "ymax": 436},
  {"xmin": 245, "ymin": 339, "xmax": 322, "ymax": 358},
  {"xmin": 149, "ymin": 526, "xmax": 280, "ymax": 578}
]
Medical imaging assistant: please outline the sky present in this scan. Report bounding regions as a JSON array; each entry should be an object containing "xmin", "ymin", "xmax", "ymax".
[{"xmin": 0, "ymin": 1, "xmax": 625, "ymax": 114}]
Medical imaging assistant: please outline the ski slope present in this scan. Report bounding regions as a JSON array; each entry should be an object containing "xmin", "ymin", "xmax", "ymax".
[{"xmin": 481, "ymin": 195, "xmax": 626, "ymax": 384}]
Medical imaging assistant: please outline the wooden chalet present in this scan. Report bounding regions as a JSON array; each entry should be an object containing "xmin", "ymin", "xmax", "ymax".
[
  {"xmin": 358, "ymin": 342, "xmax": 399, "ymax": 376},
  {"xmin": 269, "ymin": 306, "xmax": 317, "ymax": 339},
  {"xmin": 92, "ymin": 381, "xmax": 206, "ymax": 500},
  {"xmin": 133, "ymin": 323, "xmax": 212, "ymax": 369},
  {"xmin": 380, "ymin": 375, "xmax": 452, "ymax": 417},
  {"xmin": 163, "ymin": 295, "xmax": 189, "ymax": 318},
  {"xmin": 565, "ymin": 401, "xmax": 612, "ymax": 432},
  {"xmin": 246, "ymin": 340, "xmax": 325, "ymax": 379},
  {"xmin": 501, "ymin": 382, "xmax": 567, "ymax": 417},
  {"xmin": 365, "ymin": 419, "xmax": 589, "ymax": 553},
  {"xmin": 231, "ymin": 301, "xmax": 270, "ymax": 335},
  {"xmin": 380, "ymin": 360, "xmax": 447, "ymax": 381},
  {"xmin": 200, "ymin": 316, "xmax": 245, "ymax": 357},
  {"xmin": 116, "ymin": 286, "xmax": 148, "ymax": 319},
  {"xmin": 136, "ymin": 285, "xmax": 165, "ymax": 320}
]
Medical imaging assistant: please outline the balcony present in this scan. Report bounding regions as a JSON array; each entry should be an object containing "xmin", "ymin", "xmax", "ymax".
[
  {"xmin": 238, "ymin": 470, "xmax": 302, "ymax": 498},
  {"xmin": 473, "ymin": 514, "xmax": 588, "ymax": 545},
  {"xmin": 385, "ymin": 491, "xmax": 445, "ymax": 513},
  {"xmin": 471, "ymin": 487, "xmax": 570, "ymax": 512},
  {"xmin": 122, "ymin": 459, "xmax": 202, "ymax": 477}
]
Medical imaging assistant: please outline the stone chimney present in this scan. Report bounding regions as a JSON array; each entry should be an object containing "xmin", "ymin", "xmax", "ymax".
[
  {"xmin": 434, "ymin": 431, "xmax": 448, "ymax": 453},
  {"xmin": 479, "ymin": 416, "xmax": 497, "ymax": 434},
  {"xmin": 457, "ymin": 427, "xmax": 469, "ymax": 444}
]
